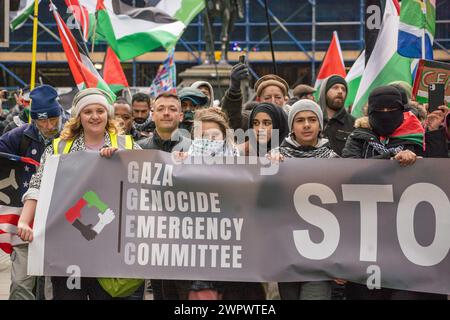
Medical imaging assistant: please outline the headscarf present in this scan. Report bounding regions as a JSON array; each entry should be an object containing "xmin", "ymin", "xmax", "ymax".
[{"xmin": 248, "ymin": 102, "xmax": 289, "ymax": 156}]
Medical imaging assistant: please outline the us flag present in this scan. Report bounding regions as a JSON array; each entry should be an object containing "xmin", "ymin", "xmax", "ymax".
[{"xmin": 0, "ymin": 153, "xmax": 39, "ymax": 254}]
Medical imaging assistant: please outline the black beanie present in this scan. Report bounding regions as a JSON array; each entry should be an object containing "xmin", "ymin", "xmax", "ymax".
[
  {"xmin": 325, "ymin": 75, "xmax": 348, "ymax": 93},
  {"xmin": 368, "ymin": 86, "xmax": 404, "ymax": 114},
  {"xmin": 390, "ymin": 83, "xmax": 408, "ymax": 106}
]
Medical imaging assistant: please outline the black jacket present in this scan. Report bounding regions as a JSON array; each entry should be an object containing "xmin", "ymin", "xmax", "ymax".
[
  {"xmin": 129, "ymin": 127, "xmax": 143, "ymax": 142},
  {"xmin": 137, "ymin": 130, "xmax": 191, "ymax": 152},
  {"xmin": 322, "ymin": 107, "xmax": 355, "ymax": 157},
  {"xmin": 342, "ymin": 126, "xmax": 448, "ymax": 159}
]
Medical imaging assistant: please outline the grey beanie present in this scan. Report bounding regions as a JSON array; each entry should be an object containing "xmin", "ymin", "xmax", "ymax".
[{"xmin": 288, "ymin": 99, "xmax": 324, "ymax": 132}]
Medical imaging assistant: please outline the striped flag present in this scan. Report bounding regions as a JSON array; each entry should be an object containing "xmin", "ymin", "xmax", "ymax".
[
  {"xmin": 352, "ymin": 0, "xmax": 413, "ymax": 118},
  {"xmin": 398, "ymin": 0, "xmax": 435, "ymax": 59},
  {"xmin": 314, "ymin": 31, "xmax": 346, "ymax": 99},
  {"xmin": 9, "ymin": 0, "xmax": 40, "ymax": 31},
  {"xmin": 96, "ymin": 0, "xmax": 205, "ymax": 61},
  {"xmin": 50, "ymin": 2, "xmax": 115, "ymax": 102},
  {"xmin": 345, "ymin": 50, "xmax": 365, "ymax": 111},
  {"xmin": 150, "ymin": 49, "xmax": 177, "ymax": 97},
  {"xmin": 103, "ymin": 47, "xmax": 129, "ymax": 94},
  {"xmin": 0, "ymin": 153, "xmax": 39, "ymax": 254},
  {"xmin": 64, "ymin": 0, "xmax": 97, "ymax": 42}
]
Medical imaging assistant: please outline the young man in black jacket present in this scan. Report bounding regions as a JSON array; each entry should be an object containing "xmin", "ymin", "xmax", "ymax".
[{"xmin": 138, "ymin": 92, "xmax": 190, "ymax": 152}]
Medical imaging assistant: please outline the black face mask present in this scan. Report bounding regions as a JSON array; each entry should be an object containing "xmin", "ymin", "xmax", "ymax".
[
  {"xmin": 369, "ymin": 110, "xmax": 404, "ymax": 137},
  {"xmin": 183, "ymin": 110, "xmax": 195, "ymax": 122}
]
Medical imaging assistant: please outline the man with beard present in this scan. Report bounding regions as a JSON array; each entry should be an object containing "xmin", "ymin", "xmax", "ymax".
[
  {"xmin": 318, "ymin": 75, "xmax": 355, "ymax": 156},
  {"xmin": 131, "ymin": 92, "xmax": 155, "ymax": 137}
]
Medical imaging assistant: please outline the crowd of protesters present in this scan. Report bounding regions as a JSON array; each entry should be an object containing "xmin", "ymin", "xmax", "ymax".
[{"xmin": 0, "ymin": 56, "xmax": 449, "ymax": 300}]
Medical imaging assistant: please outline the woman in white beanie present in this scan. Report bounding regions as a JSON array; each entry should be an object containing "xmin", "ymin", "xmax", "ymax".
[
  {"xmin": 268, "ymin": 99, "xmax": 340, "ymax": 300},
  {"xmin": 17, "ymin": 88, "xmax": 141, "ymax": 300}
]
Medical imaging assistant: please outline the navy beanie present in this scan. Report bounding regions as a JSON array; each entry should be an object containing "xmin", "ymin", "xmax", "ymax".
[{"xmin": 29, "ymin": 85, "xmax": 62, "ymax": 120}]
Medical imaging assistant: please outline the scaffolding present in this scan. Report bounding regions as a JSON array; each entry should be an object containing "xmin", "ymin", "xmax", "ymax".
[{"xmin": 1, "ymin": 0, "xmax": 449, "ymax": 88}]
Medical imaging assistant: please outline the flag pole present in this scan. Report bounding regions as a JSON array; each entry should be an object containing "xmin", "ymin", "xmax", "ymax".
[
  {"xmin": 126, "ymin": 87, "xmax": 132, "ymax": 102},
  {"xmin": 91, "ymin": 17, "xmax": 97, "ymax": 54},
  {"xmin": 421, "ymin": 2, "xmax": 426, "ymax": 60},
  {"xmin": 66, "ymin": 0, "xmax": 91, "ymax": 56},
  {"xmin": 30, "ymin": 0, "xmax": 40, "ymax": 90},
  {"xmin": 264, "ymin": 0, "xmax": 277, "ymax": 74}
]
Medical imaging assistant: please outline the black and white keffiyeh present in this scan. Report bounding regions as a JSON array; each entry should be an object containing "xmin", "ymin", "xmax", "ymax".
[
  {"xmin": 273, "ymin": 134, "xmax": 339, "ymax": 159},
  {"xmin": 367, "ymin": 140, "xmax": 404, "ymax": 157},
  {"xmin": 133, "ymin": 115, "xmax": 152, "ymax": 132}
]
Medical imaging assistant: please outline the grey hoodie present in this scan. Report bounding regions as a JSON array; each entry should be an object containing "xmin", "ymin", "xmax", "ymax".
[
  {"xmin": 318, "ymin": 76, "xmax": 332, "ymax": 122},
  {"xmin": 191, "ymin": 81, "xmax": 215, "ymax": 108}
]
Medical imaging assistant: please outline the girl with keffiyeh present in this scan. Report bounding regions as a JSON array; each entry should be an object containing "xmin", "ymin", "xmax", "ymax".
[{"xmin": 171, "ymin": 107, "xmax": 265, "ymax": 300}]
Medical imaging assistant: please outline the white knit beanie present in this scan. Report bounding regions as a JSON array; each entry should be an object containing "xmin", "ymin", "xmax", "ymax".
[
  {"xmin": 71, "ymin": 89, "xmax": 114, "ymax": 118},
  {"xmin": 288, "ymin": 99, "xmax": 324, "ymax": 132}
]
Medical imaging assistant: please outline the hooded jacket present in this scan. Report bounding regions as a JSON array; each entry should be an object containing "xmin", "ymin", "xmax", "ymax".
[
  {"xmin": 191, "ymin": 81, "xmax": 215, "ymax": 108},
  {"xmin": 318, "ymin": 76, "xmax": 355, "ymax": 156}
]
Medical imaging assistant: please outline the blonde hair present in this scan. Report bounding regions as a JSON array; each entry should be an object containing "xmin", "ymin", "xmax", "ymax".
[
  {"xmin": 193, "ymin": 108, "xmax": 234, "ymax": 146},
  {"xmin": 60, "ymin": 116, "xmax": 123, "ymax": 140}
]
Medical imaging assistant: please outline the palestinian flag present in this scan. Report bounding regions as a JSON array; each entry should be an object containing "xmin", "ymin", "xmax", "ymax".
[
  {"xmin": 380, "ymin": 111, "xmax": 425, "ymax": 148},
  {"xmin": 352, "ymin": 0, "xmax": 413, "ymax": 118},
  {"xmin": 9, "ymin": 0, "xmax": 40, "ymax": 31},
  {"xmin": 96, "ymin": 0, "xmax": 205, "ymax": 61},
  {"xmin": 364, "ymin": 0, "xmax": 401, "ymax": 64},
  {"xmin": 314, "ymin": 31, "xmax": 346, "ymax": 100},
  {"xmin": 344, "ymin": 50, "xmax": 365, "ymax": 110},
  {"xmin": 64, "ymin": 0, "xmax": 97, "ymax": 42},
  {"xmin": 51, "ymin": 3, "xmax": 115, "ymax": 102},
  {"xmin": 103, "ymin": 47, "xmax": 129, "ymax": 94}
]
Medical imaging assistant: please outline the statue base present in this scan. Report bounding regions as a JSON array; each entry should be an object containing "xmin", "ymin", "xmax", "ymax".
[{"xmin": 178, "ymin": 63, "xmax": 233, "ymax": 102}]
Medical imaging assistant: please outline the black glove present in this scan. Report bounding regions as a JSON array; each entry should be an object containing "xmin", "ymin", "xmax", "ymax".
[
  {"xmin": 230, "ymin": 63, "xmax": 249, "ymax": 93},
  {"xmin": 72, "ymin": 219, "xmax": 97, "ymax": 241}
]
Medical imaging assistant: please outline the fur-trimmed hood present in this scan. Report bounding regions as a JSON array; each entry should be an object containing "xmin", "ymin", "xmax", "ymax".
[{"xmin": 354, "ymin": 116, "xmax": 372, "ymax": 130}]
